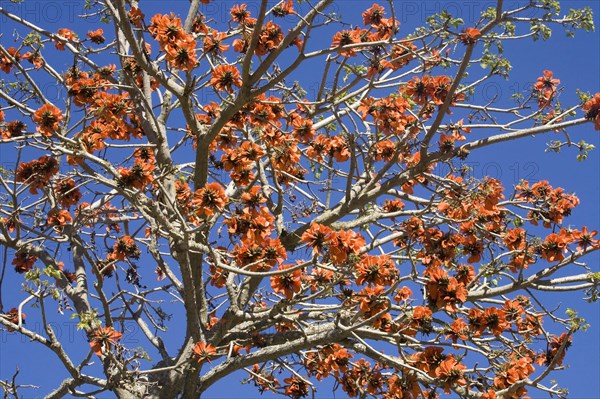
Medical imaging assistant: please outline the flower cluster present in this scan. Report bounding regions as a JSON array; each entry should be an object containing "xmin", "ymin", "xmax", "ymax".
[
  {"xmin": 149, "ymin": 13, "xmax": 197, "ymax": 71},
  {"xmin": 16, "ymin": 156, "xmax": 59, "ymax": 194}
]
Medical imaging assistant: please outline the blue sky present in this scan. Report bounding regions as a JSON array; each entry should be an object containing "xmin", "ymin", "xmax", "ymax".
[{"xmin": 0, "ymin": 1, "xmax": 599, "ymax": 398}]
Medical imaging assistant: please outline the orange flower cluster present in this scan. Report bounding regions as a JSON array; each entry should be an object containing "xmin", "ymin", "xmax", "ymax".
[
  {"xmin": 355, "ymin": 255, "xmax": 398, "ymax": 286},
  {"xmin": 22, "ymin": 50, "xmax": 43, "ymax": 69},
  {"xmin": 33, "ymin": 104, "xmax": 63, "ymax": 136},
  {"xmin": 411, "ymin": 348, "xmax": 466, "ymax": 394},
  {"xmin": 203, "ymin": 30, "xmax": 229, "ymax": 56},
  {"xmin": 108, "ymin": 235, "xmax": 140, "ymax": 262},
  {"xmin": 272, "ymin": 0, "xmax": 294, "ymax": 17},
  {"xmin": 220, "ymin": 140, "xmax": 264, "ymax": 184},
  {"xmin": 331, "ymin": 28, "xmax": 371, "ymax": 57},
  {"xmin": 424, "ymin": 266, "xmax": 468, "ymax": 312},
  {"xmin": 47, "ymin": 209, "xmax": 73, "ymax": 228},
  {"xmin": 515, "ymin": 180, "xmax": 579, "ymax": 227},
  {"xmin": 3, "ymin": 308, "xmax": 26, "ymax": 332},
  {"xmin": 582, "ymin": 92, "xmax": 600, "ymax": 130},
  {"xmin": 401, "ymin": 75, "xmax": 463, "ymax": 108},
  {"xmin": 225, "ymin": 206, "xmax": 275, "ymax": 243},
  {"xmin": 232, "ymin": 19, "xmax": 288, "ymax": 56},
  {"xmin": 16, "ymin": 155, "xmax": 59, "ymax": 194},
  {"xmin": 493, "ymin": 355, "xmax": 535, "ymax": 399},
  {"xmin": 540, "ymin": 332, "xmax": 572, "ymax": 366},
  {"xmin": 191, "ymin": 182, "xmax": 228, "ymax": 220},
  {"xmin": 533, "ymin": 70, "xmax": 560, "ymax": 108},
  {"xmin": 192, "ymin": 341, "xmax": 217, "ymax": 364},
  {"xmin": 305, "ymin": 344, "xmax": 353, "ymax": 381},
  {"xmin": 385, "ymin": 372, "xmax": 421, "ymax": 399},
  {"xmin": 55, "ymin": 178, "xmax": 82, "ymax": 208},
  {"xmin": 233, "ymin": 236, "xmax": 287, "ymax": 272},
  {"xmin": 459, "ymin": 27, "xmax": 481, "ymax": 45},
  {"xmin": 210, "ymin": 64, "xmax": 242, "ymax": 92},
  {"xmin": 86, "ymin": 29, "xmax": 105, "ymax": 44},
  {"xmin": 247, "ymin": 364, "xmax": 280, "ymax": 394},
  {"xmin": 283, "ymin": 375, "xmax": 309, "ymax": 399},
  {"xmin": 438, "ymin": 119, "xmax": 471, "ymax": 151},
  {"xmin": 467, "ymin": 307, "xmax": 510, "ymax": 336},
  {"xmin": 230, "ymin": 4, "xmax": 257, "ymax": 26},
  {"xmin": 0, "ymin": 47, "xmax": 21, "ymax": 73},
  {"xmin": 117, "ymin": 162, "xmax": 154, "ymax": 191},
  {"xmin": 66, "ymin": 65, "xmax": 114, "ymax": 107},
  {"xmin": 305, "ymin": 134, "xmax": 350, "ymax": 163},
  {"xmin": 12, "ymin": 251, "xmax": 37, "ymax": 274},
  {"xmin": 339, "ymin": 359, "xmax": 385, "ymax": 397},
  {"xmin": 127, "ymin": 7, "xmax": 145, "ymax": 28},
  {"xmin": 381, "ymin": 41, "xmax": 417, "ymax": 71},
  {"xmin": 1, "ymin": 119, "xmax": 26, "ymax": 140},
  {"xmin": 54, "ymin": 28, "xmax": 77, "ymax": 51},
  {"xmin": 67, "ymin": 75, "xmax": 147, "ymax": 163},
  {"xmin": 330, "ymin": 4, "xmax": 400, "ymax": 58},
  {"xmin": 270, "ymin": 264, "xmax": 303, "ymax": 299},
  {"xmin": 301, "ymin": 223, "xmax": 365, "ymax": 265},
  {"xmin": 358, "ymin": 96, "xmax": 416, "ymax": 136},
  {"xmin": 149, "ymin": 13, "xmax": 197, "ymax": 71},
  {"xmin": 90, "ymin": 326, "xmax": 122, "ymax": 356}
]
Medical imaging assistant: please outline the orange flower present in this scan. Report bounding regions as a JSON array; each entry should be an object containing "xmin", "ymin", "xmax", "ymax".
[
  {"xmin": 255, "ymin": 21, "xmax": 284, "ymax": 55},
  {"xmin": 204, "ymin": 30, "xmax": 229, "ymax": 55},
  {"xmin": 55, "ymin": 28, "xmax": 77, "ymax": 50},
  {"xmin": 504, "ymin": 228, "xmax": 526, "ymax": 250},
  {"xmin": 55, "ymin": 178, "xmax": 82, "ymax": 208},
  {"xmin": 329, "ymin": 228, "xmax": 365, "ymax": 265},
  {"xmin": 109, "ymin": 235, "xmax": 140, "ymax": 261},
  {"xmin": 283, "ymin": 375, "xmax": 309, "ymax": 399},
  {"xmin": 331, "ymin": 28, "xmax": 361, "ymax": 56},
  {"xmin": 270, "ymin": 264, "xmax": 303, "ymax": 299},
  {"xmin": 0, "ymin": 47, "xmax": 21, "ymax": 73},
  {"xmin": 540, "ymin": 232, "xmax": 568, "ymax": 262},
  {"xmin": 12, "ymin": 251, "xmax": 37, "ymax": 273},
  {"xmin": 191, "ymin": 182, "xmax": 228, "ymax": 218},
  {"xmin": 434, "ymin": 356, "xmax": 466, "ymax": 394},
  {"xmin": 402, "ymin": 75, "xmax": 434, "ymax": 105},
  {"xmin": 534, "ymin": 70, "xmax": 560, "ymax": 94},
  {"xmin": 393, "ymin": 286, "xmax": 413, "ymax": 303},
  {"xmin": 192, "ymin": 341, "xmax": 217, "ymax": 364},
  {"xmin": 16, "ymin": 156, "xmax": 59, "ymax": 194},
  {"xmin": 273, "ymin": 0, "xmax": 294, "ymax": 17},
  {"xmin": 128, "ymin": 7, "xmax": 145, "ymax": 28},
  {"xmin": 308, "ymin": 267, "xmax": 334, "ymax": 292},
  {"xmin": 47, "ymin": 209, "xmax": 73, "ymax": 227},
  {"xmin": 446, "ymin": 318, "xmax": 469, "ymax": 342},
  {"xmin": 4, "ymin": 308, "xmax": 26, "ymax": 332},
  {"xmin": 210, "ymin": 64, "xmax": 242, "ymax": 92},
  {"xmin": 2, "ymin": 120, "xmax": 26, "ymax": 140},
  {"xmin": 33, "ymin": 104, "xmax": 63, "ymax": 136},
  {"xmin": 230, "ymin": 4, "xmax": 255, "ymax": 25},
  {"xmin": 301, "ymin": 223, "xmax": 333, "ymax": 255},
  {"xmin": 355, "ymin": 255, "xmax": 398, "ymax": 286},
  {"xmin": 165, "ymin": 36, "xmax": 197, "ymax": 71},
  {"xmin": 117, "ymin": 162, "xmax": 155, "ymax": 190},
  {"xmin": 86, "ymin": 29, "xmax": 105, "ymax": 44},
  {"xmin": 90, "ymin": 326, "xmax": 122, "ymax": 356},
  {"xmin": 149, "ymin": 13, "xmax": 185, "ymax": 44},
  {"xmin": 382, "ymin": 41, "xmax": 417, "ymax": 70},
  {"xmin": 582, "ymin": 92, "xmax": 600, "ymax": 130},
  {"xmin": 459, "ymin": 27, "xmax": 481, "ymax": 45},
  {"xmin": 362, "ymin": 3, "xmax": 385, "ymax": 25},
  {"xmin": 545, "ymin": 332, "xmax": 572, "ymax": 366},
  {"xmin": 572, "ymin": 226, "xmax": 599, "ymax": 252},
  {"xmin": 23, "ymin": 51, "xmax": 44, "ymax": 69}
]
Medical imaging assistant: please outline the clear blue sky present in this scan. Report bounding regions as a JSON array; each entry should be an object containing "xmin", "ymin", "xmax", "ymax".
[{"xmin": 0, "ymin": 1, "xmax": 598, "ymax": 398}]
